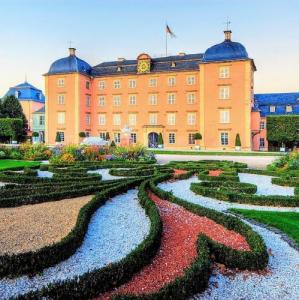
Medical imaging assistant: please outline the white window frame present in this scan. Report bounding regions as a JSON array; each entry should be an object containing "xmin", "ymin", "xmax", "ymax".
[
  {"xmin": 98, "ymin": 114, "xmax": 106, "ymax": 125},
  {"xmin": 85, "ymin": 114, "xmax": 91, "ymax": 126},
  {"xmin": 129, "ymin": 94, "xmax": 137, "ymax": 105},
  {"xmin": 186, "ymin": 75, "xmax": 196, "ymax": 85},
  {"xmin": 219, "ymin": 66, "xmax": 230, "ymax": 79},
  {"xmin": 149, "ymin": 113, "xmax": 157, "ymax": 125},
  {"xmin": 188, "ymin": 133, "xmax": 195, "ymax": 144},
  {"xmin": 149, "ymin": 94, "xmax": 157, "ymax": 105},
  {"xmin": 128, "ymin": 79, "xmax": 137, "ymax": 88},
  {"xmin": 220, "ymin": 132, "xmax": 229, "ymax": 146},
  {"xmin": 168, "ymin": 133, "xmax": 176, "ymax": 144},
  {"xmin": 286, "ymin": 105, "xmax": 292, "ymax": 112},
  {"xmin": 187, "ymin": 113, "xmax": 196, "ymax": 125},
  {"xmin": 85, "ymin": 95, "xmax": 91, "ymax": 107},
  {"xmin": 131, "ymin": 133, "xmax": 137, "ymax": 143},
  {"xmin": 260, "ymin": 121, "xmax": 265, "ymax": 130},
  {"xmin": 57, "ymin": 78, "xmax": 65, "ymax": 87},
  {"xmin": 128, "ymin": 113, "xmax": 137, "ymax": 126},
  {"xmin": 113, "ymin": 80, "xmax": 121, "ymax": 89},
  {"xmin": 219, "ymin": 86, "xmax": 230, "ymax": 100},
  {"xmin": 114, "ymin": 132, "xmax": 121, "ymax": 143},
  {"xmin": 57, "ymin": 131, "xmax": 65, "ymax": 141},
  {"xmin": 167, "ymin": 113, "xmax": 176, "ymax": 125},
  {"xmin": 167, "ymin": 76, "xmax": 176, "ymax": 87},
  {"xmin": 58, "ymin": 94, "xmax": 65, "ymax": 105},
  {"xmin": 167, "ymin": 93, "xmax": 176, "ymax": 104},
  {"xmin": 113, "ymin": 114, "xmax": 121, "ymax": 126},
  {"xmin": 98, "ymin": 95, "xmax": 105, "ymax": 106},
  {"xmin": 187, "ymin": 92, "xmax": 196, "ymax": 104},
  {"xmin": 149, "ymin": 78, "xmax": 157, "ymax": 87},
  {"xmin": 269, "ymin": 105, "xmax": 276, "ymax": 113},
  {"xmin": 57, "ymin": 112, "xmax": 65, "ymax": 125},
  {"xmin": 98, "ymin": 80, "xmax": 106, "ymax": 90},
  {"xmin": 220, "ymin": 110, "xmax": 230, "ymax": 124},
  {"xmin": 113, "ymin": 95, "xmax": 121, "ymax": 106}
]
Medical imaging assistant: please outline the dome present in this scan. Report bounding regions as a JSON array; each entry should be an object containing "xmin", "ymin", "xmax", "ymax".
[
  {"xmin": 47, "ymin": 48, "xmax": 91, "ymax": 75},
  {"xmin": 203, "ymin": 31, "xmax": 248, "ymax": 62}
]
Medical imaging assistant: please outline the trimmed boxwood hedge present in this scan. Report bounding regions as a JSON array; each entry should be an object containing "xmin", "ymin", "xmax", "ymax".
[
  {"xmin": 14, "ymin": 179, "xmax": 163, "ymax": 299},
  {"xmin": 0, "ymin": 178, "xmax": 145, "ymax": 278},
  {"xmin": 109, "ymin": 167, "xmax": 156, "ymax": 177}
]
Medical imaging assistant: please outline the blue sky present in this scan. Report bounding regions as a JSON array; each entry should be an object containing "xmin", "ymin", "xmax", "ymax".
[{"xmin": 0, "ymin": 0, "xmax": 299, "ymax": 96}]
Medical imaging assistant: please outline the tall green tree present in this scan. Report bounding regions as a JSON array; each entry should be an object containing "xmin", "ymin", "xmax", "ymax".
[{"xmin": 0, "ymin": 95, "xmax": 28, "ymax": 140}]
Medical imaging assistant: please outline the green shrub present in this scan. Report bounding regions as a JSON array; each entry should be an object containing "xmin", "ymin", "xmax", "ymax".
[{"xmin": 235, "ymin": 133, "xmax": 241, "ymax": 147}]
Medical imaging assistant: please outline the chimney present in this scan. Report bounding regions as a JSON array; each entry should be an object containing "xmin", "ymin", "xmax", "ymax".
[
  {"xmin": 178, "ymin": 52, "xmax": 186, "ymax": 56},
  {"xmin": 224, "ymin": 30, "xmax": 232, "ymax": 41},
  {"xmin": 117, "ymin": 57, "xmax": 125, "ymax": 62},
  {"xmin": 69, "ymin": 48, "xmax": 76, "ymax": 56}
]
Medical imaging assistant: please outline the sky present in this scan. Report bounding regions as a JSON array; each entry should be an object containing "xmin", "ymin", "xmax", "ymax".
[{"xmin": 0, "ymin": 0, "xmax": 299, "ymax": 96}]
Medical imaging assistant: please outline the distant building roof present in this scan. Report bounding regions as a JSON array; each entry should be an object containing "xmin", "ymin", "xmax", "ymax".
[
  {"xmin": 32, "ymin": 106, "xmax": 45, "ymax": 114},
  {"xmin": 254, "ymin": 92, "xmax": 299, "ymax": 117},
  {"xmin": 4, "ymin": 81, "xmax": 45, "ymax": 103},
  {"xmin": 91, "ymin": 53, "xmax": 203, "ymax": 76},
  {"xmin": 47, "ymin": 48, "xmax": 91, "ymax": 76}
]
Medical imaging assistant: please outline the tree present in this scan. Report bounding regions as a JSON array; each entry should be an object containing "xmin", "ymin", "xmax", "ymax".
[
  {"xmin": 0, "ymin": 118, "xmax": 23, "ymax": 142},
  {"xmin": 55, "ymin": 132, "xmax": 61, "ymax": 143},
  {"xmin": 32, "ymin": 132, "xmax": 39, "ymax": 138},
  {"xmin": 194, "ymin": 132, "xmax": 202, "ymax": 141},
  {"xmin": 158, "ymin": 133, "xmax": 164, "ymax": 145},
  {"xmin": 0, "ymin": 95, "xmax": 28, "ymax": 140},
  {"xmin": 79, "ymin": 132, "xmax": 86, "ymax": 138},
  {"xmin": 105, "ymin": 132, "xmax": 110, "ymax": 141},
  {"xmin": 110, "ymin": 140, "xmax": 116, "ymax": 147},
  {"xmin": 235, "ymin": 133, "xmax": 241, "ymax": 147}
]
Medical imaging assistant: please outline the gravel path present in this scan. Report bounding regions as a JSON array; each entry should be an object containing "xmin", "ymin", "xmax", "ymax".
[
  {"xmin": 87, "ymin": 169, "xmax": 125, "ymax": 180},
  {"xmin": 0, "ymin": 196, "xmax": 92, "ymax": 255},
  {"xmin": 0, "ymin": 189, "xmax": 150, "ymax": 299},
  {"xmin": 158, "ymin": 176, "xmax": 299, "ymax": 300},
  {"xmin": 239, "ymin": 173, "xmax": 294, "ymax": 196},
  {"xmin": 0, "ymin": 182, "xmax": 6, "ymax": 187},
  {"xmin": 159, "ymin": 176, "xmax": 299, "ymax": 212}
]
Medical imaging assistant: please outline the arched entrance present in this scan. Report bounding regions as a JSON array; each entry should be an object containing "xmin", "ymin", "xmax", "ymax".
[{"xmin": 148, "ymin": 132, "xmax": 158, "ymax": 148}]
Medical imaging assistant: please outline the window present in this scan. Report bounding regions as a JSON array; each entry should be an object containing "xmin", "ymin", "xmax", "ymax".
[
  {"xmin": 58, "ymin": 94, "xmax": 65, "ymax": 105},
  {"xmin": 219, "ymin": 86, "xmax": 230, "ymax": 99},
  {"xmin": 149, "ymin": 94, "xmax": 157, "ymax": 105},
  {"xmin": 39, "ymin": 115, "xmax": 45, "ymax": 126},
  {"xmin": 86, "ymin": 81, "xmax": 90, "ymax": 89},
  {"xmin": 113, "ymin": 80, "xmax": 121, "ymax": 89},
  {"xmin": 128, "ymin": 113, "xmax": 137, "ymax": 126},
  {"xmin": 113, "ymin": 95, "xmax": 121, "ymax": 106},
  {"xmin": 113, "ymin": 114, "xmax": 121, "ymax": 125},
  {"xmin": 85, "ymin": 131, "xmax": 90, "ymax": 137},
  {"xmin": 98, "ymin": 81, "xmax": 106, "ymax": 90},
  {"xmin": 128, "ymin": 79, "xmax": 137, "ymax": 88},
  {"xmin": 86, "ymin": 95, "xmax": 91, "ymax": 107},
  {"xmin": 168, "ymin": 133, "xmax": 175, "ymax": 144},
  {"xmin": 114, "ymin": 132, "xmax": 121, "ymax": 143},
  {"xmin": 98, "ymin": 114, "xmax": 106, "ymax": 125},
  {"xmin": 286, "ymin": 105, "xmax": 293, "ymax": 112},
  {"xmin": 98, "ymin": 96, "xmax": 105, "ymax": 106},
  {"xmin": 131, "ymin": 133, "xmax": 137, "ymax": 143},
  {"xmin": 187, "ymin": 93, "xmax": 196, "ymax": 104},
  {"xmin": 167, "ymin": 113, "xmax": 176, "ymax": 125},
  {"xmin": 188, "ymin": 133, "xmax": 195, "ymax": 144},
  {"xmin": 15, "ymin": 91, "xmax": 19, "ymax": 98},
  {"xmin": 57, "ymin": 112, "xmax": 65, "ymax": 125},
  {"xmin": 149, "ymin": 78, "xmax": 157, "ymax": 87},
  {"xmin": 149, "ymin": 113, "xmax": 157, "ymax": 125},
  {"xmin": 187, "ymin": 113, "xmax": 196, "ymax": 125},
  {"xmin": 129, "ymin": 94, "xmax": 137, "ymax": 105},
  {"xmin": 99, "ymin": 132, "xmax": 106, "ymax": 139},
  {"xmin": 167, "ymin": 76, "xmax": 176, "ymax": 87},
  {"xmin": 57, "ymin": 78, "xmax": 65, "ymax": 87},
  {"xmin": 57, "ymin": 131, "xmax": 65, "ymax": 142},
  {"xmin": 269, "ymin": 105, "xmax": 276, "ymax": 113},
  {"xmin": 220, "ymin": 132, "xmax": 229, "ymax": 146},
  {"xmin": 260, "ymin": 121, "xmax": 265, "ymax": 130},
  {"xmin": 167, "ymin": 93, "xmax": 176, "ymax": 104},
  {"xmin": 187, "ymin": 75, "xmax": 196, "ymax": 85},
  {"xmin": 220, "ymin": 110, "xmax": 230, "ymax": 123},
  {"xmin": 85, "ymin": 114, "xmax": 91, "ymax": 126},
  {"xmin": 259, "ymin": 138, "xmax": 265, "ymax": 148},
  {"xmin": 219, "ymin": 66, "xmax": 230, "ymax": 78}
]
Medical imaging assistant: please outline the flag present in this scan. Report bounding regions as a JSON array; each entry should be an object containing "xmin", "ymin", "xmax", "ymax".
[{"xmin": 166, "ymin": 24, "xmax": 176, "ymax": 38}]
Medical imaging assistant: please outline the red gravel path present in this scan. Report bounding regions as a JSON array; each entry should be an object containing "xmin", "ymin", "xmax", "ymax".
[
  {"xmin": 98, "ymin": 192, "xmax": 250, "ymax": 299},
  {"xmin": 209, "ymin": 169, "xmax": 223, "ymax": 177},
  {"xmin": 173, "ymin": 169, "xmax": 188, "ymax": 176}
]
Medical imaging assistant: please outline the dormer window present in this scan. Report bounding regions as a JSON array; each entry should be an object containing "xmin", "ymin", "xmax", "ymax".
[
  {"xmin": 117, "ymin": 66, "xmax": 122, "ymax": 72},
  {"xmin": 269, "ymin": 105, "xmax": 276, "ymax": 113},
  {"xmin": 171, "ymin": 61, "xmax": 176, "ymax": 68},
  {"xmin": 286, "ymin": 105, "xmax": 292, "ymax": 112},
  {"xmin": 15, "ymin": 91, "xmax": 20, "ymax": 98}
]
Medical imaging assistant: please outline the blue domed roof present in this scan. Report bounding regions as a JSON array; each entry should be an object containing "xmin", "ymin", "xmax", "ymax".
[
  {"xmin": 48, "ymin": 49, "xmax": 91, "ymax": 75},
  {"xmin": 203, "ymin": 32, "xmax": 248, "ymax": 62}
]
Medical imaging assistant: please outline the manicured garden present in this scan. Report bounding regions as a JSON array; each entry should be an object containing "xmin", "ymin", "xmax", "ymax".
[
  {"xmin": 0, "ymin": 159, "xmax": 40, "ymax": 170},
  {"xmin": 0, "ymin": 149, "xmax": 298, "ymax": 299}
]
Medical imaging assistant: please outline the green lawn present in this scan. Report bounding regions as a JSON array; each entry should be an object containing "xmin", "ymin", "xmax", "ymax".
[
  {"xmin": 0, "ymin": 160, "xmax": 40, "ymax": 170},
  {"xmin": 230, "ymin": 209, "xmax": 299, "ymax": 246},
  {"xmin": 150, "ymin": 149, "xmax": 282, "ymax": 157}
]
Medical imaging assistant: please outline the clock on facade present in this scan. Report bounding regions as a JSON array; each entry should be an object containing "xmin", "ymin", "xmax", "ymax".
[{"xmin": 137, "ymin": 60, "xmax": 150, "ymax": 73}]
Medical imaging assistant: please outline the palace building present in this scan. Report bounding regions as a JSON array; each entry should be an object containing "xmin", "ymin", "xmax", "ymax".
[{"xmin": 44, "ymin": 30, "xmax": 256, "ymax": 150}]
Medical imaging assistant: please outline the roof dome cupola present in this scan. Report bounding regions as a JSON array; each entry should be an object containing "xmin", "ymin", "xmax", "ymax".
[
  {"xmin": 202, "ymin": 30, "xmax": 249, "ymax": 62},
  {"xmin": 47, "ymin": 48, "xmax": 91, "ymax": 76}
]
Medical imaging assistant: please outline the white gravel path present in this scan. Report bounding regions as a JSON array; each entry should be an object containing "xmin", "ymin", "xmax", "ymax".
[
  {"xmin": 239, "ymin": 173, "xmax": 294, "ymax": 196},
  {"xmin": 159, "ymin": 176, "xmax": 299, "ymax": 212},
  {"xmin": 0, "ymin": 189, "xmax": 150, "ymax": 299},
  {"xmin": 0, "ymin": 182, "xmax": 6, "ymax": 187},
  {"xmin": 158, "ymin": 176, "xmax": 299, "ymax": 300},
  {"xmin": 87, "ymin": 168, "xmax": 125, "ymax": 180}
]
